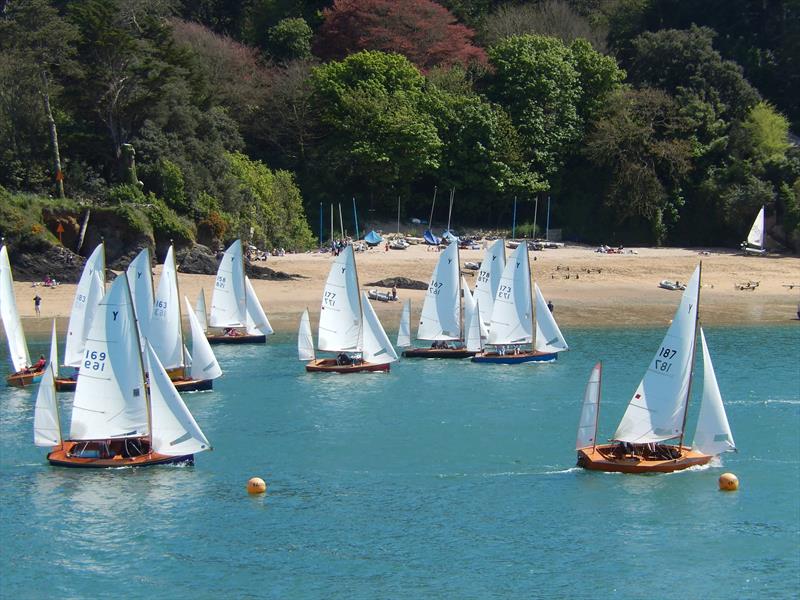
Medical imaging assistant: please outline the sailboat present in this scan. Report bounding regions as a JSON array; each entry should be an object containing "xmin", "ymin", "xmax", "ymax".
[
  {"xmin": 576, "ymin": 264, "xmax": 736, "ymax": 473},
  {"xmin": 472, "ymin": 243, "xmax": 568, "ymax": 364},
  {"xmin": 301, "ymin": 244, "xmax": 398, "ymax": 373},
  {"xmin": 474, "ymin": 239, "xmax": 506, "ymax": 336},
  {"xmin": 741, "ymin": 205, "xmax": 767, "ymax": 255},
  {"xmin": 396, "ymin": 299, "xmax": 411, "ymax": 349},
  {"xmin": 55, "ymin": 243, "xmax": 106, "ymax": 391},
  {"xmin": 402, "ymin": 241, "xmax": 475, "ymax": 358},
  {"xmin": 149, "ymin": 245, "xmax": 220, "ymax": 391},
  {"xmin": 39, "ymin": 272, "xmax": 212, "ymax": 468},
  {"xmin": 1, "ymin": 244, "xmax": 44, "ymax": 387},
  {"xmin": 207, "ymin": 239, "xmax": 273, "ymax": 344}
]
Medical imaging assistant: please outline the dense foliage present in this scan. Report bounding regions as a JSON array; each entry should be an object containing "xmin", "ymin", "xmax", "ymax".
[{"xmin": 1, "ymin": 0, "xmax": 798, "ymax": 251}]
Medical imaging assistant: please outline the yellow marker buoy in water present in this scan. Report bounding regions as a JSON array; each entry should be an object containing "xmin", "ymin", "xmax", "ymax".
[
  {"xmin": 719, "ymin": 472, "xmax": 739, "ymax": 491},
  {"xmin": 247, "ymin": 477, "xmax": 267, "ymax": 494}
]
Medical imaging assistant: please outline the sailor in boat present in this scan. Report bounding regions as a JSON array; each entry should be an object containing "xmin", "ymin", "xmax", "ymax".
[
  {"xmin": 20, "ymin": 355, "xmax": 46, "ymax": 375},
  {"xmin": 67, "ymin": 438, "xmax": 149, "ymax": 460},
  {"xmin": 223, "ymin": 327, "xmax": 243, "ymax": 337}
]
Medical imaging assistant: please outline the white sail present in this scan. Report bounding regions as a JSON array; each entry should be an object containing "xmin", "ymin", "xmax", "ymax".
[
  {"xmin": 297, "ymin": 309, "xmax": 316, "ymax": 361},
  {"xmin": 614, "ymin": 266, "xmax": 701, "ymax": 443},
  {"xmin": 576, "ymin": 362, "xmax": 602, "ymax": 450},
  {"xmin": 184, "ymin": 297, "xmax": 222, "ymax": 380},
  {"xmin": 69, "ymin": 273, "xmax": 148, "ymax": 441},
  {"xmin": 746, "ymin": 206, "xmax": 765, "ymax": 249},
  {"xmin": 487, "ymin": 243, "xmax": 533, "ymax": 346},
  {"xmin": 34, "ymin": 321, "xmax": 62, "ymax": 447},
  {"xmin": 195, "ymin": 289, "xmax": 208, "ymax": 332},
  {"xmin": 64, "ymin": 243, "xmax": 105, "ymax": 367},
  {"xmin": 417, "ymin": 241, "xmax": 461, "ymax": 340},
  {"xmin": 209, "ymin": 239, "xmax": 247, "ymax": 328},
  {"xmin": 360, "ymin": 292, "xmax": 398, "ymax": 365},
  {"xmin": 318, "ymin": 245, "xmax": 362, "ymax": 352},
  {"xmin": 465, "ymin": 297, "xmax": 483, "ymax": 352},
  {"xmin": 461, "ymin": 276, "xmax": 488, "ymax": 340},
  {"xmin": 475, "ymin": 239, "xmax": 505, "ymax": 330},
  {"xmin": 149, "ymin": 246, "xmax": 184, "ymax": 370},
  {"xmin": 126, "ymin": 247, "xmax": 154, "ymax": 345},
  {"xmin": 146, "ymin": 343, "xmax": 212, "ymax": 456},
  {"xmin": 0, "ymin": 245, "xmax": 30, "ymax": 372},
  {"xmin": 692, "ymin": 329, "xmax": 736, "ymax": 456},
  {"xmin": 396, "ymin": 299, "xmax": 411, "ymax": 348},
  {"xmin": 533, "ymin": 283, "xmax": 568, "ymax": 354},
  {"xmin": 244, "ymin": 276, "xmax": 273, "ymax": 336}
]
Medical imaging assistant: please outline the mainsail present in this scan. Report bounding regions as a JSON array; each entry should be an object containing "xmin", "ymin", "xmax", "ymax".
[
  {"xmin": 64, "ymin": 243, "xmax": 105, "ymax": 367},
  {"xmin": 417, "ymin": 241, "xmax": 461, "ymax": 341},
  {"xmin": 746, "ymin": 206, "xmax": 765, "ymax": 249},
  {"xmin": 69, "ymin": 273, "xmax": 149, "ymax": 441},
  {"xmin": 487, "ymin": 243, "xmax": 533, "ymax": 346},
  {"xmin": 126, "ymin": 247, "xmax": 154, "ymax": 345},
  {"xmin": 614, "ymin": 266, "xmax": 701, "ymax": 443},
  {"xmin": 318, "ymin": 245, "xmax": 361, "ymax": 352},
  {"xmin": 148, "ymin": 246, "xmax": 184, "ymax": 370},
  {"xmin": 0, "ymin": 245, "xmax": 30, "ymax": 372},
  {"xmin": 474, "ymin": 239, "xmax": 505, "ymax": 331},
  {"xmin": 209, "ymin": 239, "xmax": 247, "ymax": 328},
  {"xmin": 692, "ymin": 328, "xmax": 736, "ymax": 456}
]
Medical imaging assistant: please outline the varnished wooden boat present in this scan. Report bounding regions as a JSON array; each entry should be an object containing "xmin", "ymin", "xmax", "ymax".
[
  {"xmin": 47, "ymin": 439, "xmax": 194, "ymax": 468},
  {"xmin": 402, "ymin": 347, "xmax": 476, "ymax": 359},
  {"xmin": 206, "ymin": 333, "xmax": 266, "ymax": 344},
  {"xmin": 6, "ymin": 368, "xmax": 45, "ymax": 388},
  {"xmin": 471, "ymin": 349, "xmax": 557, "ymax": 364},
  {"xmin": 305, "ymin": 358, "xmax": 390, "ymax": 373},
  {"xmin": 576, "ymin": 444, "xmax": 712, "ymax": 474},
  {"xmin": 55, "ymin": 372, "xmax": 213, "ymax": 393}
]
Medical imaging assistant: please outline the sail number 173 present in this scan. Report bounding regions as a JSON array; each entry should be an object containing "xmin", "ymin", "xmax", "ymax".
[{"xmin": 654, "ymin": 346, "xmax": 677, "ymax": 373}]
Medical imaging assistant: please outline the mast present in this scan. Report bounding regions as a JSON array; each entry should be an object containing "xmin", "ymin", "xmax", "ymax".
[
  {"xmin": 170, "ymin": 242, "xmax": 187, "ymax": 370},
  {"xmin": 592, "ymin": 362, "xmax": 602, "ymax": 452},
  {"xmin": 339, "ymin": 202, "xmax": 345, "ymax": 239},
  {"xmin": 428, "ymin": 186, "xmax": 437, "ymax": 228},
  {"xmin": 397, "ymin": 196, "xmax": 401, "ymax": 234},
  {"xmin": 123, "ymin": 270, "xmax": 151, "ymax": 442},
  {"xmin": 447, "ymin": 187, "xmax": 455, "ymax": 233},
  {"xmin": 457, "ymin": 243, "xmax": 463, "ymax": 340},
  {"xmin": 353, "ymin": 246, "xmax": 364, "ymax": 355},
  {"xmin": 528, "ymin": 243, "xmax": 536, "ymax": 352},
  {"xmin": 678, "ymin": 262, "xmax": 702, "ymax": 449}
]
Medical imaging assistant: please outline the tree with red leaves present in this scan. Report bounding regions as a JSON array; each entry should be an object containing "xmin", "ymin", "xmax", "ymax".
[{"xmin": 313, "ymin": 0, "xmax": 488, "ymax": 72}]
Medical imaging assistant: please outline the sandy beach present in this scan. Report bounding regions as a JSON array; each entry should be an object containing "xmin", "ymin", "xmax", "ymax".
[{"xmin": 11, "ymin": 243, "xmax": 800, "ymax": 335}]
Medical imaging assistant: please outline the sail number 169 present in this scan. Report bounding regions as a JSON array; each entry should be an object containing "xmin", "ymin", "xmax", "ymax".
[{"xmin": 84, "ymin": 350, "xmax": 107, "ymax": 372}]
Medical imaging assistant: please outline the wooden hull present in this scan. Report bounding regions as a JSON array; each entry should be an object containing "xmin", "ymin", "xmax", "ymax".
[
  {"xmin": 576, "ymin": 444, "xmax": 712, "ymax": 474},
  {"xmin": 305, "ymin": 358, "xmax": 389, "ymax": 373},
  {"xmin": 55, "ymin": 375, "xmax": 212, "ymax": 393},
  {"xmin": 207, "ymin": 333, "xmax": 266, "ymax": 345},
  {"xmin": 6, "ymin": 369, "xmax": 44, "ymax": 388},
  {"xmin": 471, "ymin": 350, "xmax": 558, "ymax": 364},
  {"xmin": 402, "ymin": 347, "xmax": 476, "ymax": 359},
  {"xmin": 47, "ymin": 440, "xmax": 193, "ymax": 468}
]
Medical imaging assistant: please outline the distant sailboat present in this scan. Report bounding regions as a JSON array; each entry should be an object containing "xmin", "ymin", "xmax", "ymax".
[
  {"xmin": 576, "ymin": 265, "xmax": 736, "ymax": 473},
  {"xmin": 41, "ymin": 273, "xmax": 212, "ymax": 468},
  {"xmin": 302, "ymin": 245, "xmax": 397, "ymax": 373},
  {"xmin": 402, "ymin": 241, "xmax": 475, "ymax": 359},
  {"xmin": 195, "ymin": 288, "xmax": 209, "ymax": 332},
  {"xmin": 1, "ymin": 244, "xmax": 43, "ymax": 387},
  {"xmin": 472, "ymin": 243, "xmax": 568, "ymax": 364},
  {"xmin": 741, "ymin": 206, "xmax": 767, "ymax": 255},
  {"xmin": 396, "ymin": 299, "xmax": 411, "ymax": 348},
  {"xmin": 207, "ymin": 239, "xmax": 272, "ymax": 344}
]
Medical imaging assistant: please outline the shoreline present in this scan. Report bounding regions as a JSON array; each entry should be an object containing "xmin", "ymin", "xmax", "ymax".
[{"xmin": 8, "ymin": 243, "xmax": 800, "ymax": 336}]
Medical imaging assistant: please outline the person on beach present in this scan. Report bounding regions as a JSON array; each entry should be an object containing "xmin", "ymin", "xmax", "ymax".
[
  {"xmin": 547, "ymin": 300, "xmax": 553, "ymax": 313},
  {"xmin": 391, "ymin": 285, "xmax": 397, "ymax": 300},
  {"xmin": 33, "ymin": 294, "xmax": 42, "ymax": 316}
]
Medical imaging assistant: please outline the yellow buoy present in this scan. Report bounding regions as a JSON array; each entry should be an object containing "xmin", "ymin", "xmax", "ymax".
[
  {"xmin": 718, "ymin": 472, "xmax": 739, "ymax": 491},
  {"xmin": 247, "ymin": 477, "xmax": 267, "ymax": 494}
]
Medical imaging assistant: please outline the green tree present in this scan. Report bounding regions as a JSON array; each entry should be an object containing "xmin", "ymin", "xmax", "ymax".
[
  {"xmin": 309, "ymin": 51, "xmax": 442, "ymax": 210},
  {"xmin": 266, "ymin": 17, "xmax": 312, "ymax": 62},
  {"xmin": 740, "ymin": 102, "xmax": 791, "ymax": 163}
]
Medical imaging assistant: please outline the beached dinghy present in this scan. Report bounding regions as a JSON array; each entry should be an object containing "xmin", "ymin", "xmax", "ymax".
[
  {"xmin": 39, "ymin": 273, "xmax": 212, "ymax": 468},
  {"xmin": 207, "ymin": 239, "xmax": 273, "ymax": 344},
  {"xmin": 471, "ymin": 243, "xmax": 568, "ymax": 364},
  {"xmin": 1, "ymin": 244, "xmax": 45, "ymax": 387},
  {"xmin": 576, "ymin": 264, "xmax": 736, "ymax": 473},
  {"xmin": 402, "ymin": 241, "xmax": 476, "ymax": 359},
  {"xmin": 301, "ymin": 245, "xmax": 397, "ymax": 373},
  {"xmin": 741, "ymin": 205, "xmax": 767, "ymax": 255}
]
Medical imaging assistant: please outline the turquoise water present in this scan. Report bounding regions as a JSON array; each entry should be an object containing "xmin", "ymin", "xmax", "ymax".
[{"xmin": 1, "ymin": 325, "xmax": 798, "ymax": 598}]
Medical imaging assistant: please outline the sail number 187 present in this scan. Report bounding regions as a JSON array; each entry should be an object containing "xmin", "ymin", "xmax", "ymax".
[{"xmin": 654, "ymin": 346, "xmax": 677, "ymax": 373}]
